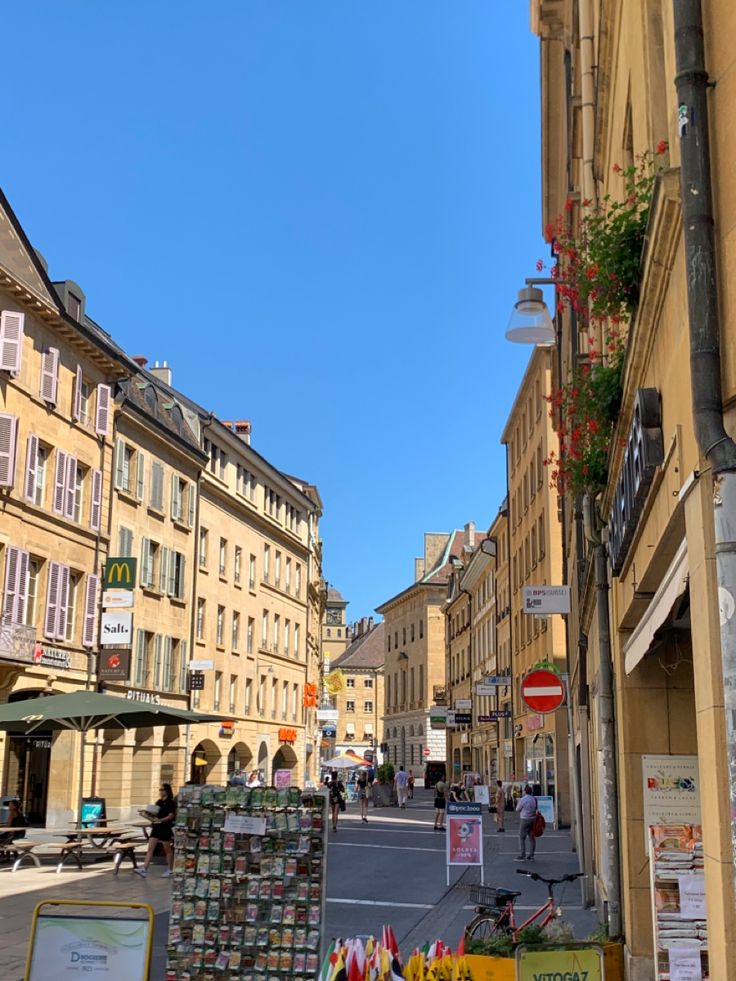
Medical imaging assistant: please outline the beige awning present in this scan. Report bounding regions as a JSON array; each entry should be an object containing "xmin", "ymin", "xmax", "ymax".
[
  {"xmin": 624, "ymin": 540, "xmax": 688, "ymax": 674},
  {"xmin": 345, "ymin": 722, "xmax": 355, "ymax": 734},
  {"xmin": 364, "ymin": 722, "xmax": 374, "ymax": 734}
]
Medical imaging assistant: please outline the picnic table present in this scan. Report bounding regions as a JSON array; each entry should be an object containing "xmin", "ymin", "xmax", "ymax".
[
  {"xmin": 7, "ymin": 824, "xmax": 143, "ymax": 874},
  {"xmin": 129, "ymin": 818, "xmax": 154, "ymax": 840}
]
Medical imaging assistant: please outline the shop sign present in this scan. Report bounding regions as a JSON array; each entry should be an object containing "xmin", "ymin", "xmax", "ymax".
[
  {"xmin": 126, "ymin": 690, "xmax": 161, "ymax": 705},
  {"xmin": 475, "ymin": 684, "xmax": 497, "ymax": 697},
  {"xmin": 278, "ymin": 727, "xmax": 297, "ymax": 743},
  {"xmin": 102, "ymin": 589, "xmax": 134, "ymax": 609},
  {"xmin": 516, "ymin": 945, "xmax": 603, "ymax": 981},
  {"xmin": 321, "ymin": 725, "xmax": 336, "ymax": 738},
  {"xmin": 101, "ymin": 611, "xmax": 133, "ymax": 646},
  {"xmin": 642, "ymin": 754, "xmax": 700, "ymax": 845},
  {"xmin": 27, "ymin": 910, "xmax": 151, "ymax": 980},
  {"xmin": 32, "ymin": 643, "xmax": 71, "ymax": 670},
  {"xmin": 522, "ymin": 585, "xmax": 571, "ymax": 615},
  {"xmin": 429, "ymin": 705, "xmax": 447, "ymax": 729},
  {"xmin": 104, "ymin": 556, "xmax": 137, "ymax": 589},
  {"xmin": 274, "ymin": 769, "xmax": 292, "ymax": 789},
  {"xmin": 608, "ymin": 388, "xmax": 665, "ymax": 576},
  {"xmin": 454, "ymin": 699, "xmax": 472, "ymax": 711},
  {"xmin": 316, "ymin": 709, "xmax": 339, "ymax": 722},
  {"xmin": 503, "ymin": 739, "xmax": 513, "ymax": 757},
  {"xmin": 446, "ymin": 802, "xmax": 483, "ymax": 867},
  {"xmin": 478, "ymin": 710, "xmax": 512, "ymax": 722},
  {"xmin": 189, "ymin": 672, "xmax": 205, "ymax": 691},
  {"xmin": 447, "ymin": 711, "xmax": 471, "ymax": 726},
  {"xmin": 484, "ymin": 675, "xmax": 511, "ymax": 686},
  {"xmin": 98, "ymin": 649, "xmax": 131, "ymax": 681},
  {"xmin": 525, "ymin": 714, "xmax": 544, "ymax": 731},
  {"xmin": 189, "ymin": 660, "xmax": 214, "ymax": 671}
]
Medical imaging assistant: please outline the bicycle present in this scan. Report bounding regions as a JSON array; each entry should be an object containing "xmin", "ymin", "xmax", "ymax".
[{"xmin": 464, "ymin": 869, "xmax": 584, "ymax": 942}]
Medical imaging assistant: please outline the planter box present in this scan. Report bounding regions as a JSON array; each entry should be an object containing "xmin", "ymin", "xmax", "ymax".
[
  {"xmin": 371, "ymin": 784, "xmax": 396, "ymax": 807},
  {"xmin": 464, "ymin": 943, "xmax": 623, "ymax": 981}
]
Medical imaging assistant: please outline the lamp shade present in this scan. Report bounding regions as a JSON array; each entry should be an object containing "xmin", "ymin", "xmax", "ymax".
[{"xmin": 505, "ymin": 286, "xmax": 556, "ymax": 345}]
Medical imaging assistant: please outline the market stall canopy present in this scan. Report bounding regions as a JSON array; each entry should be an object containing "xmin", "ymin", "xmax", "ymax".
[
  {"xmin": 322, "ymin": 751, "xmax": 372, "ymax": 769},
  {"xmin": 0, "ymin": 690, "xmax": 224, "ymax": 734}
]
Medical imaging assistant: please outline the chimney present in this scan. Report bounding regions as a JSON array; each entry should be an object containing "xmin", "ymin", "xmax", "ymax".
[
  {"xmin": 132, "ymin": 355, "xmax": 148, "ymax": 369},
  {"xmin": 414, "ymin": 558, "xmax": 425, "ymax": 582},
  {"xmin": 150, "ymin": 360, "xmax": 172, "ymax": 387},
  {"xmin": 465, "ymin": 521, "xmax": 476, "ymax": 548},
  {"xmin": 235, "ymin": 420, "xmax": 251, "ymax": 445}
]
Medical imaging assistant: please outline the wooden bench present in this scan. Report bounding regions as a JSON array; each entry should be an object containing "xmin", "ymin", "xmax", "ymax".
[
  {"xmin": 104, "ymin": 837, "xmax": 146, "ymax": 875},
  {"xmin": 10, "ymin": 840, "xmax": 86, "ymax": 873},
  {"xmin": 9, "ymin": 840, "xmax": 42, "ymax": 872}
]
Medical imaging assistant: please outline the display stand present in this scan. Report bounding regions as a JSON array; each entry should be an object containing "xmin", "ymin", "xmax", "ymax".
[
  {"xmin": 648, "ymin": 824, "xmax": 708, "ymax": 980},
  {"xmin": 165, "ymin": 785, "xmax": 327, "ymax": 980}
]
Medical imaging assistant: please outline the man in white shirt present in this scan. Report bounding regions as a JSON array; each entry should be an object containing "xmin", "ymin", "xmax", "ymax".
[
  {"xmin": 516, "ymin": 786, "xmax": 538, "ymax": 860},
  {"xmin": 394, "ymin": 766, "xmax": 410, "ymax": 808}
]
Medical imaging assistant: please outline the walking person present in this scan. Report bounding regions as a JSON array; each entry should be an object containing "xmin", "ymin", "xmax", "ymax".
[
  {"xmin": 433, "ymin": 779, "xmax": 446, "ymax": 830},
  {"xmin": 407, "ymin": 769, "xmax": 415, "ymax": 799},
  {"xmin": 356, "ymin": 769, "xmax": 369, "ymax": 822},
  {"xmin": 328, "ymin": 771, "xmax": 345, "ymax": 832},
  {"xmin": 394, "ymin": 765, "xmax": 410, "ymax": 808},
  {"xmin": 494, "ymin": 780, "xmax": 506, "ymax": 833},
  {"xmin": 516, "ymin": 785, "xmax": 538, "ymax": 861},
  {"xmin": 134, "ymin": 782, "xmax": 177, "ymax": 877}
]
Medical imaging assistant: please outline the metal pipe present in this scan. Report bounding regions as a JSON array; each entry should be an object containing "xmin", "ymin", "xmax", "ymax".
[{"xmin": 674, "ymin": 0, "xmax": 736, "ymax": 892}]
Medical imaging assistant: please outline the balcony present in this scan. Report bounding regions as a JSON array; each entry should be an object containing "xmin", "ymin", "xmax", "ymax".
[{"xmin": 0, "ymin": 619, "xmax": 39, "ymax": 666}]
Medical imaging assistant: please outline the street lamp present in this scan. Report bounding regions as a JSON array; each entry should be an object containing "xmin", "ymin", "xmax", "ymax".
[{"xmin": 505, "ymin": 278, "xmax": 557, "ymax": 346}]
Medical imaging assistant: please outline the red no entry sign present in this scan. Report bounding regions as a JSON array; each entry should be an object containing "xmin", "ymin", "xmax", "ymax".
[{"xmin": 521, "ymin": 669, "xmax": 565, "ymax": 713}]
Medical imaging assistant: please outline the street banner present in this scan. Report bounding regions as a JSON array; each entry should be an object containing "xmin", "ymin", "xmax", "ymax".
[{"xmin": 446, "ymin": 801, "xmax": 483, "ymax": 867}]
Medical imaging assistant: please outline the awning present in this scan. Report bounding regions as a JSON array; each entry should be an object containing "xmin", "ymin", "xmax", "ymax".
[
  {"xmin": 345, "ymin": 722, "xmax": 355, "ymax": 734},
  {"xmin": 364, "ymin": 722, "xmax": 374, "ymax": 734},
  {"xmin": 624, "ymin": 540, "xmax": 689, "ymax": 674},
  {"xmin": 193, "ymin": 755, "xmax": 208, "ymax": 766}
]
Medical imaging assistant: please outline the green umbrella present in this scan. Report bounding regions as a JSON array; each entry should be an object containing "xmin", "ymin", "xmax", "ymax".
[{"xmin": 0, "ymin": 690, "xmax": 225, "ymax": 822}]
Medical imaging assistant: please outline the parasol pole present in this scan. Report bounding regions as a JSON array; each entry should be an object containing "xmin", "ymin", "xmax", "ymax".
[{"xmin": 78, "ymin": 725, "xmax": 87, "ymax": 825}]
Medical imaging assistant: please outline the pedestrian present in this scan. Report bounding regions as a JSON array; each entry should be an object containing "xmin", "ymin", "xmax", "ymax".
[
  {"xmin": 328, "ymin": 771, "xmax": 345, "ymax": 832},
  {"xmin": 407, "ymin": 769, "xmax": 415, "ymax": 800},
  {"xmin": 0, "ymin": 800, "xmax": 28, "ymax": 856},
  {"xmin": 356, "ymin": 769, "xmax": 369, "ymax": 823},
  {"xmin": 516, "ymin": 785, "xmax": 538, "ymax": 861},
  {"xmin": 433, "ymin": 779, "xmax": 446, "ymax": 830},
  {"xmin": 494, "ymin": 780, "xmax": 506, "ymax": 833},
  {"xmin": 134, "ymin": 782, "xmax": 177, "ymax": 877},
  {"xmin": 394, "ymin": 765, "xmax": 410, "ymax": 808}
]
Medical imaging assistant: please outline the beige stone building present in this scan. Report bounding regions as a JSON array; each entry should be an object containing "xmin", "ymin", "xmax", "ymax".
[
  {"xmin": 378, "ymin": 526, "xmax": 477, "ymax": 777},
  {"xmin": 501, "ymin": 347, "xmax": 570, "ymax": 823},
  {"xmin": 329, "ymin": 618, "xmax": 384, "ymax": 761},
  {"xmin": 530, "ymin": 1, "xmax": 736, "ymax": 974},
  {"xmin": 0, "ymin": 190, "xmax": 128, "ymax": 825},
  {"xmin": 445, "ymin": 579, "xmax": 472, "ymax": 781},
  {"xmin": 321, "ymin": 587, "xmax": 349, "ymax": 670}
]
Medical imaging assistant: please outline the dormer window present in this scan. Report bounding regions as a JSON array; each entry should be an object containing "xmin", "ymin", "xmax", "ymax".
[{"xmin": 68, "ymin": 293, "xmax": 81, "ymax": 321}]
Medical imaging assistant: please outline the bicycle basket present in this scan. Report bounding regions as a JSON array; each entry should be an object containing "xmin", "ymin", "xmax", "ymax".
[{"xmin": 468, "ymin": 884, "xmax": 506, "ymax": 908}]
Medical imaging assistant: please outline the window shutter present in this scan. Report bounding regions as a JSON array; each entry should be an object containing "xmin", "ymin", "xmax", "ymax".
[
  {"xmin": 168, "ymin": 551, "xmax": 177, "ymax": 596},
  {"xmin": 82, "ymin": 573, "xmax": 99, "ymax": 648},
  {"xmin": 56, "ymin": 564, "xmax": 70, "ymax": 640},
  {"xmin": 159, "ymin": 546, "xmax": 170, "ymax": 594},
  {"xmin": 95, "ymin": 384, "xmax": 111, "ymax": 436},
  {"xmin": 52, "ymin": 450, "xmax": 67, "ymax": 514},
  {"xmin": 44, "ymin": 561, "xmax": 60, "ymax": 638},
  {"xmin": 15, "ymin": 550, "xmax": 29, "ymax": 625},
  {"xmin": 179, "ymin": 640, "xmax": 188, "ymax": 692},
  {"xmin": 151, "ymin": 462, "xmax": 164, "ymax": 511},
  {"xmin": 119, "ymin": 526, "xmax": 133, "ymax": 557},
  {"xmin": 153, "ymin": 635, "xmax": 162, "ymax": 688},
  {"xmin": 113, "ymin": 439, "xmax": 125, "ymax": 490},
  {"xmin": 177, "ymin": 554, "xmax": 186, "ymax": 599},
  {"xmin": 39, "ymin": 347, "xmax": 59, "ymax": 405},
  {"xmin": 188, "ymin": 482, "xmax": 196, "ymax": 527},
  {"xmin": 163, "ymin": 636, "xmax": 172, "ymax": 690},
  {"xmin": 73, "ymin": 365, "xmax": 83, "ymax": 421},
  {"xmin": 24, "ymin": 433, "xmax": 38, "ymax": 501},
  {"xmin": 0, "ymin": 310, "xmax": 24, "ymax": 374},
  {"xmin": 0, "ymin": 414, "xmax": 18, "ymax": 488},
  {"xmin": 2, "ymin": 546, "xmax": 19, "ymax": 623},
  {"xmin": 134, "ymin": 629, "xmax": 145, "ymax": 686},
  {"xmin": 140, "ymin": 538, "xmax": 150, "ymax": 588},
  {"xmin": 63, "ymin": 454, "xmax": 77, "ymax": 520},
  {"xmin": 136, "ymin": 452, "xmax": 145, "ymax": 501},
  {"xmin": 90, "ymin": 469, "xmax": 103, "ymax": 531}
]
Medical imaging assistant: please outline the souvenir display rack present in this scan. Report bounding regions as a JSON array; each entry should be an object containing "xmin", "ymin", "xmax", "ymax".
[
  {"xmin": 165, "ymin": 784, "xmax": 327, "ymax": 981},
  {"xmin": 648, "ymin": 823, "xmax": 708, "ymax": 980}
]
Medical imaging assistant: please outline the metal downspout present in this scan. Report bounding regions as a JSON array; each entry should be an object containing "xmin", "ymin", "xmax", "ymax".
[{"xmin": 674, "ymin": 0, "xmax": 736, "ymax": 894}]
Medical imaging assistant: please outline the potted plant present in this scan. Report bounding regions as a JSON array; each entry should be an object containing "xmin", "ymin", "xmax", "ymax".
[{"xmin": 372, "ymin": 764, "xmax": 396, "ymax": 807}]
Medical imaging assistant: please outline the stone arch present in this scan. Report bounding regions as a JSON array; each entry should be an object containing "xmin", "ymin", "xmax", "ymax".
[
  {"xmin": 256, "ymin": 740, "xmax": 269, "ymax": 785},
  {"xmin": 160, "ymin": 726, "xmax": 182, "ymax": 790},
  {"xmin": 409, "ymin": 725, "xmax": 415, "ymax": 738},
  {"xmin": 227, "ymin": 742, "xmax": 253, "ymax": 775},
  {"xmin": 272, "ymin": 743, "xmax": 298, "ymax": 783},
  {"xmin": 190, "ymin": 739, "xmax": 221, "ymax": 785}
]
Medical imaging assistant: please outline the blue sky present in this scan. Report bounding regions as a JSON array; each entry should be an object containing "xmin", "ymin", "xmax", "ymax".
[{"xmin": 3, "ymin": 2, "xmax": 544, "ymax": 621}]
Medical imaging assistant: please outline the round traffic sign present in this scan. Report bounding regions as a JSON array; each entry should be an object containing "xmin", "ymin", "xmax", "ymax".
[
  {"xmin": 423, "ymin": 747, "xmax": 431, "ymax": 758},
  {"xmin": 521, "ymin": 669, "xmax": 565, "ymax": 713}
]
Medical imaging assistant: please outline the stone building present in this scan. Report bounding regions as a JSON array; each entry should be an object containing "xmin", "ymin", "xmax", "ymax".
[
  {"xmin": 321, "ymin": 587, "xmax": 350, "ymax": 670},
  {"xmin": 328, "ymin": 618, "xmax": 384, "ymax": 761}
]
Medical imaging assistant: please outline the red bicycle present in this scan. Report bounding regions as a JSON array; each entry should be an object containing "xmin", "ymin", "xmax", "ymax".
[{"xmin": 464, "ymin": 869, "xmax": 584, "ymax": 942}]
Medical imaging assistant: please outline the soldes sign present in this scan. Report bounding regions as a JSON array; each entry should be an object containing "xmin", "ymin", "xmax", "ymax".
[{"xmin": 608, "ymin": 388, "xmax": 664, "ymax": 576}]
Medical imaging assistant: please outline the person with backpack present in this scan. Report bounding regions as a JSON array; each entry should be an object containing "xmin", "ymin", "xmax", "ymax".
[{"xmin": 516, "ymin": 785, "xmax": 540, "ymax": 861}]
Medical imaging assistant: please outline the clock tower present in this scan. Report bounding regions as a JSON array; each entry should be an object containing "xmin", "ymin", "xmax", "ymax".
[{"xmin": 322, "ymin": 588, "xmax": 350, "ymax": 670}]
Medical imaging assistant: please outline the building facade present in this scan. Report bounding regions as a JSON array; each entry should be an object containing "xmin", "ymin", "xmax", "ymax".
[
  {"xmin": 321, "ymin": 588, "xmax": 349, "ymax": 670},
  {"xmin": 329, "ymin": 618, "xmax": 384, "ymax": 760}
]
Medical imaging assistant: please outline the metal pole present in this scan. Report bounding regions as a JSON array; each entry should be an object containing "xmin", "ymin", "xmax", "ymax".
[{"xmin": 77, "ymin": 730, "xmax": 86, "ymax": 825}]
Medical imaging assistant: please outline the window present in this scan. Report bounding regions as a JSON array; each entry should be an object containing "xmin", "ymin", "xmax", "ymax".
[
  {"xmin": 230, "ymin": 675, "xmax": 237, "ymax": 713},
  {"xmin": 196, "ymin": 598, "xmax": 205, "ymax": 640},
  {"xmin": 261, "ymin": 610, "xmax": 269, "ymax": 648},
  {"xmin": 285, "ymin": 557, "xmax": 291, "ymax": 592},
  {"xmin": 150, "ymin": 461, "xmax": 164, "ymax": 511},
  {"xmin": 244, "ymin": 678, "xmax": 253, "ymax": 716},
  {"xmin": 199, "ymin": 528, "xmax": 208, "ymax": 568},
  {"xmin": 386, "ymin": 675, "xmax": 391, "ymax": 707},
  {"xmin": 134, "ymin": 630, "xmax": 152, "ymax": 687},
  {"xmin": 258, "ymin": 675, "xmax": 266, "ymax": 716},
  {"xmin": 346, "ymin": 700, "xmax": 355, "ymax": 713},
  {"xmin": 281, "ymin": 681, "xmax": 288, "ymax": 720},
  {"xmin": 52, "ymin": 450, "xmax": 80, "ymax": 520},
  {"xmin": 411, "ymin": 623, "xmax": 415, "ymax": 642},
  {"xmin": 247, "ymin": 617, "xmax": 254, "ymax": 654},
  {"xmin": 113, "ymin": 439, "xmax": 135, "ymax": 494},
  {"xmin": 219, "ymin": 538, "xmax": 227, "ymax": 577},
  {"xmin": 39, "ymin": 347, "xmax": 59, "ymax": 405},
  {"xmin": 169, "ymin": 550, "xmax": 187, "ymax": 599},
  {"xmin": 216, "ymin": 606, "xmax": 225, "ymax": 646},
  {"xmin": 214, "ymin": 671, "xmax": 222, "ymax": 711},
  {"xmin": 295, "ymin": 563, "xmax": 302, "ymax": 597},
  {"xmin": 394, "ymin": 632, "xmax": 398, "ymax": 648},
  {"xmin": 23, "ymin": 436, "xmax": 48, "ymax": 507},
  {"xmin": 232, "ymin": 611, "xmax": 240, "ymax": 650},
  {"xmin": 25, "ymin": 557, "xmax": 41, "ymax": 626},
  {"xmin": 284, "ymin": 620, "xmax": 290, "ymax": 658},
  {"xmin": 387, "ymin": 635, "xmax": 391, "ymax": 652},
  {"xmin": 538, "ymin": 513, "xmax": 545, "ymax": 558},
  {"xmin": 171, "ymin": 475, "xmax": 188, "ymax": 522},
  {"xmin": 346, "ymin": 678, "xmax": 355, "ymax": 688},
  {"xmin": 292, "ymin": 683, "xmax": 298, "ymax": 722},
  {"xmin": 364, "ymin": 701, "xmax": 373, "ymax": 713},
  {"xmin": 294, "ymin": 623, "xmax": 300, "ymax": 658},
  {"xmin": 271, "ymin": 677, "xmax": 278, "ymax": 719},
  {"xmin": 249, "ymin": 554, "xmax": 256, "ymax": 590},
  {"xmin": 326, "ymin": 628, "xmax": 331, "ymax": 638},
  {"xmin": 234, "ymin": 546, "xmax": 242, "ymax": 584},
  {"xmin": 274, "ymin": 551, "xmax": 281, "ymax": 588},
  {"xmin": 0, "ymin": 310, "xmax": 24, "ymax": 375},
  {"xmin": 263, "ymin": 545, "xmax": 270, "ymax": 582},
  {"xmin": 73, "ymin": 463, "xmax": 86, "ymax": 523},
  {"xmin": 364, "ymin": 677, "xmax": 373, "ymax": 688},
  {"xmin": 273, "ymin": 614, "xmax": 280, "ymax": 653},
  {"xmin": 162, "ymin": 636, "xmax": 175, "ymax": 691},
  {"xmin": 403, "ymin": 627, "xmax": 406, "ymax": 645},
  {"xmin": 64, "ymin": 572, "xmax": 80, "ymax": 642},
  {"xmin": 118, "ymin": 526, "xmax": 133, "ymax": 557}
]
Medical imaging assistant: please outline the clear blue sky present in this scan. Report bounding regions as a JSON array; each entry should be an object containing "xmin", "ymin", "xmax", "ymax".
[{"xmin": 4, "ymin": 2, "xmax": 545, "ymax": 621}]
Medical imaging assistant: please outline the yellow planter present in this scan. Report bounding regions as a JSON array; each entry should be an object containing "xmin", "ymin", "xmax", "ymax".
[
  {"xmin": 465, "ymin": 943, "xmax": 624, "ymax": 981},
  {"xmin": 603, "ymin": 942, "xmax": 624, "ymax": 980}
]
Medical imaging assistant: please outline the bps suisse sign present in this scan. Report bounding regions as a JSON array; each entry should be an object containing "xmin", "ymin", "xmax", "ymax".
[{"xmin": 608, "ymin": 389, "xmax": 664, "ymax": 576}]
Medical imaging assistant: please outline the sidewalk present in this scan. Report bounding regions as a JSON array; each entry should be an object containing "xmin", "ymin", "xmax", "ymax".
[{"xmin": 399, "ymin": 805, "xmax": 598, "ymax": 955}]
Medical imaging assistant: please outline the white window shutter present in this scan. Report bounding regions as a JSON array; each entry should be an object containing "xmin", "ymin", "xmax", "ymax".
[
  {"xmin": 159, "ymin": 546, "xmax": 170, "ymax": 594},
  {"xmin": 188, "ymin": 482, "xmax": 196, "ymax": 527},
  {"xmin": 136, "ymin": 452, "xmax": 145, "ymax": 501},
  {"xmin": 90, "ymin": 469, "xmax": 103, "ymax": 531},
  {"xmin": 171, "ymin": 474, "xmax": 181, "ymax": 521},
  {"xmin": 63, "ymin": 454, "xmax": 77, "ymax": 520},
  {"xmin": 168, "ymin": 551, "xmax": 177, "ymax": 596},
  {"xmin": 0, "ymin": 310, "xmax": 24, "ymax": 374},
  {"xmin": 82, "ymin": 574, "xmax": 99, "ymax": 648},
  {"xmin": 140, "ymin": 538, "xmax": 150, "ymax": 588},
  {"xmin": 24, "ymin": 433, "xmax": 38, "ymax": 501},
  {"xmin": 56, "ymin": 564, "xmax": 70, "ymax": 640},
  {"xmin": 16, "ymin": 550, "xmax": 29, "ymax": 625},
  {"xmin": 179, "ymin": 639, "xmax": 188, "ymax": 692},
  {"xmin": 44, "ymin": 561, "xmax": 60, "ymax": 638},
  {"xmin": 73, "ymin": 366, "xmax": 83, "ymax": 421},
  {"xmin": 151, "ymin": 462, "xmax": 164, "ymax": 511},
  {"xmin": 95, "ymin": 384, "xmax": 111, "ymax": 436},
  {"xmin": 113, "ymin": 439, "xmax": 125, "ymax": 490},
  {"xmin": 134, "ymin": 629, "xmax": 145, "ymax": 686},
  {"xmin": 153, "ymin": 635, "xmax": 162, "ymax": 688},
  {"xmin": 0, "ymin": 414, "xmax": 18, "ymax": 488},
  {"xmin": 177, "ymin": 554, "xmax": 186, "ymax": 599},
  {"xmin": 163, "ymin": 636, "xmax": 172, "ymax": 690},
  {"xmin": 39, "ymin": 347, "xmax": 59, "ymax": 405},
  {"xmin": 52, "ymin": 450, "xmax": 67, "ymax": 514},
  {"xmin": 2, "ymin": 546, "xmax": 19, "ymax": 623}
]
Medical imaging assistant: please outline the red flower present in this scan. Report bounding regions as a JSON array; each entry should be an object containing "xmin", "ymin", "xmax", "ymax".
[
  {"xmin": 565, "ymin": 198, "xmax": 574, "ymax": 211},
  {"xmin": 612, "ymin": 162, "xmax": 622, "ymax": 173},
  {"xmin": 656, "ymin": 140, "xmax": 668, "ymax": 156},
  {"xmin": 588, "ymin": 419, "xmax": 599, "ymax": 434}
]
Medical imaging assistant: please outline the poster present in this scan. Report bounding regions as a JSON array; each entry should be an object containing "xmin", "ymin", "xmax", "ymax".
[
  {"xmin": 678, "ymin": 873, "xmax": 706, "ymax": 918},
  {"xmin": 223, "ymin": 813, "xmax": 267, "ymax": 835},
  {"xmin": 28, "ymin": 915, "xmax": 149, "ymax": 980},
  {"xmin": 274, "ymin": 768, "xmax": 292, "ymax": 789},
  {"xmin": 473, "ymin": 785, "xmax": 490, "ymax": 806},
  {"xmin": 516, "ymin": 945, "xmax": 603, "ymax": 981},
  {"xmin": 447, "ymin": 802, "xmax": 483, "ymax": 867},
  {"xmin": 536, "ymin": 795, "xmax": 555, "ymax": 826},
  {"xmin": 642, "ymin": 755, "xmax": 700, "ymax": 836},
  {"xmin": 667, "ymin": 946, "xmax": 703, "ymax": 981}
]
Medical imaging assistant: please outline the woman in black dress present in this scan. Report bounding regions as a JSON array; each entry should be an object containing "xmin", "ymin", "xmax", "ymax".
[
  {"xmin": 327, "ymin": 771, "xmax": 345, "ymax": 832},
  {"xmin": 134, "ymin": 782, "xmax": 177, "ymax": 877}
]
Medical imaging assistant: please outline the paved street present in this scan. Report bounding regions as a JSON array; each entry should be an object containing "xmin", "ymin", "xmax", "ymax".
[{"xmin": 0, "ymin": 790, "xmax": 597, "ymax": 979}]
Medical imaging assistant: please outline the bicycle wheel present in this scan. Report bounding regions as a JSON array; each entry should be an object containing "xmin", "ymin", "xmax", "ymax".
[{"xmin": 464, "ymin": 909, "xmax": 511, "ymax": 942}]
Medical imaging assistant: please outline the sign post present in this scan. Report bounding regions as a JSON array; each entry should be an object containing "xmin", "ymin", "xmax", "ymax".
[{"xmin": 446, "ymin": 801, "xmax": 484, "ymax": 887}]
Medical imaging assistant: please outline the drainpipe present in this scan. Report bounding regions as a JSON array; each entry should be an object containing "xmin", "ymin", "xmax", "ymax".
[
  {"xmin": 674, "ymin": 0, "xmax": 736, "ymax": 888},
  {"xmin": 583, "ymin": 495, "xmax": 622, "ymax": 939}
]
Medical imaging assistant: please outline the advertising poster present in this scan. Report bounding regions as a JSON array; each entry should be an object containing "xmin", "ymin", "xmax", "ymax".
[
  {"xmin": 28, "ymin": 915, "xmax": 149, "ymax": 980},
  {"xmin": 642, "ymin": 755, "xmax": 700, "ymax": 849},
  {"xmin": 473, "ymin": 785, "xmax": 490, "ymax": 806},
  {"xmin": 516, "ymin": 945, "xmax": 603, "ymax": 981},
  {"xmin": 668, "ymin": 946, "xmax": 703, "ymax": 981},
  {"xmin": 536, "ymin": 795, "xmax": 556, "ymax": 826},
  {"xmin": 274, "ymin": 768, "xmax": 292, "ymax": 789},
  {"xmin": 446, "ymin": 802, "xmax": 483, "ymax": 867}
]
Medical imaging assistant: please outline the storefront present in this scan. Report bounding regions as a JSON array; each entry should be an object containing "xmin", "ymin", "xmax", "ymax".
[{"xmin": 524, "ymin": 733, "xmax": 556, "ymax": 798}]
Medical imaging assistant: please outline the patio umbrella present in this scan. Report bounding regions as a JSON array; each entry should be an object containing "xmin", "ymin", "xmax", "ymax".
[
  {"xmin": 0, "ymin": 690, "xmax": 224, "ymax": 821},
  {"xmin": 322, "ymin": 752, "xmax": 371, "ymax": 769}
]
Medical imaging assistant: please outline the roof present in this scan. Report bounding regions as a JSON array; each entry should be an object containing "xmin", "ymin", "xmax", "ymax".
[
  {"xmin": 331, "ymin": 622, "xmax": 385, "ymax": 671},
  {"xmin": 327, "ymin": 588, "xmax": 348, "ymax": 604},
  {"xmin": 117, "ymin": 375, "xmax": 204, "ymax": 458}
]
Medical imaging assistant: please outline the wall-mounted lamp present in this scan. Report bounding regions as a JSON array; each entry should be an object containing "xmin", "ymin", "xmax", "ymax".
[{"xmin": 505, "ymin": 278, "xmax": 557, "ymax": 346}]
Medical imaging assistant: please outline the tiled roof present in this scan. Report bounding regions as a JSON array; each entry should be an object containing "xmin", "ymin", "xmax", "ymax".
[
  {"xmin": 327, "ymin": 588, "xmax": 347, "ymax": 603},
  {"xmin": 331, "ymin": 622, "xmax": 385, "ymax": 671},
  {"xmin": 420, "ymin": 529, "xmax": 475, "ymax": 584},
  {"xmin": 117, "ymin": 376, "xmax": 202, "ymax": 452}
]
